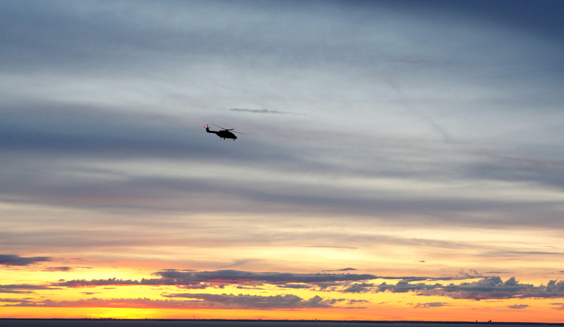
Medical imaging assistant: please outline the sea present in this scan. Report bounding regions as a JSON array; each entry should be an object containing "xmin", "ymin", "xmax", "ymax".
[{"xmin": 0, "ymin": 321, "xmax": 559, "ymax": 327}]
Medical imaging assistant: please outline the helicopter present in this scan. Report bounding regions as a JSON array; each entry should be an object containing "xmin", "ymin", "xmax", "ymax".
[{"xmin": 205, "ymin": 124, "xmax": 243, "ymax": 140}]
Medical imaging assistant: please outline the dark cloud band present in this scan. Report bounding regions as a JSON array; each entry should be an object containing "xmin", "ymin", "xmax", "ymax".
[{"xmin": 0, "ymin": 254, "xmax": 50, "ymax": 266}]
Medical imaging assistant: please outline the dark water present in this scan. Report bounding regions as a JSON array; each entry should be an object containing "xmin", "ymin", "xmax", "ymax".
[{"xmin": 0, "ymin": 321, "xmax": 558, "ymax": 327}]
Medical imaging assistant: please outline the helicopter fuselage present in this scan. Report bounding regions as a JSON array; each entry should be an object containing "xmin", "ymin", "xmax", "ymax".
[{"xmin": 206, "ymin": 127, "xmax": 237, "ymax": 140}]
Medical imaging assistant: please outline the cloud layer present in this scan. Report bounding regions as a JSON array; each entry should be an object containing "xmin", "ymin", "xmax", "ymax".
[
  {"xmin": 0, "ymin": 255, "xmax": 50, "ymax": 266},
  {"xmin": 2, "ymin": 0, "xmax": 564, "ymax": 320}
]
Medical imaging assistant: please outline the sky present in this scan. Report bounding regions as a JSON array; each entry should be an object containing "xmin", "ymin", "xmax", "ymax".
[{"xmin": 1, "ymin": 0, "xmax": 564, "ymax": 322}]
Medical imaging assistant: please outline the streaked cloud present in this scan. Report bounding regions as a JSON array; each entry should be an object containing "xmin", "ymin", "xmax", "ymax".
[
  {"xmin": 412, "ymin": 302, "xmax": 449, "ymax": 309},
  {"xmin": 4, "ymin": 298, "xmax": 199, "ymax": 309},
  {"xmin": 161, "ymin": 293, "xmax": 339, "ymax": 309},
  {"xmin": 230, "ymin": 108, "xmax": 297, "ymax": 115},
  {"xmin": 0, "ymin": 254, "xmax": 50, "ymax": 266},
  {"xmin": 0, "ymin": 284, "xmax": 57, "ymax": 294},
  {"xmin": 44, "ymin": 268, "xmax": 564, "ymax": 302},
  {"xmin": 1, "ymin": 0, "xmax": 564, "ymax": 321},
  {"xmin": 508, "ymin": 304, "xmax": 529, "ymax": 309},
  {"xmin": 153, "ymin": 269, "xmax": 378, "ymax": 285},
  {"xmin": 42, "ymin": 266, "xmax": 72, "ymax": 272},
  {"xmin": 4, "ymin": 294, "xmax": 350, "ymax": 310}
]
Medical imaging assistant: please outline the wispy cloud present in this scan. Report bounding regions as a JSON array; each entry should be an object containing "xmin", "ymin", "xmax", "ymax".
[
  {"xmin": 230, "ymin": 108, "xmax": 297, "ymax": 115},
  {"xmin": 4, "ymin": 298, "xmax": 198, "ymax": 309},
  {"xmin": 508, "ymin": 304, "xmax": 529, "ymax": 309},
  {"xmin": 162, "ymin": 293, "xmax": 339, "ymax": 309},
  {"xmin": 42, "ymin": 266, "xmax": 72, "ymax": 272},
  {"xmin": 0, "ymin": 254, "xmax": 50, "ymax": 266},
  {"xmin": 412, "ymin": 302, "xmax": 449, "ymax": 309},
  {"xmin": 4, "ymin": 294, "xmax": 351, "ymax": 310},
  {"xmin": 0, "ymin": 284, "xmax": 56, "ymax": 294}
]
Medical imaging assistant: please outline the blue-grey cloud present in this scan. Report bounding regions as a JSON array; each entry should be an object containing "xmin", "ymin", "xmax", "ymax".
[
  {"xmin": 42, "ymin": 266, "xmax": 72, "ymax": 272},
  {"xmin": 508, "ymin": 304, "xmax": 529, "ymax": 309},
  {"xmin": 387, "ymin": 0, "xmax": 564, "ymax": 42},
  {"xmin": 3, "ymin": 294, "xmax": 352, "ymax": 309},
  {"xmin": 412, "ymin": 302, "xmax": 449, "ymax": 309},
  {"xmin": 0, "ymin": 254, "xmax": 50, "ymax": 266},
  {"xmin": 342, "ymin": 283, "xmax": 375, "ymax": 293},
  {"xmin": 51, "ymin": 269, "xmax": 484, "ymax": 291},
  {"xmin": 230, "ymin": 108, "xmax": 297, "ymax": 115},
  {"xmin": 3, "ymin": 103, "xmax": 564, "ymax": 231},
  {"xmin": 552, "ymin": 303, "xmax": 564, "ymax": 311},
  {"xmin": 153, "ymin": 269, "xmax": 378, "ymax": 285},
  {"xmin": 375, "ymin": 276, "xmax": 564, "ymax": 300},
  {"xmin": 0, "ymin": 284, "xmax": 57, "ymax": 294},
  {"xmin": 161, "ymin": 293, "xmax": 336, "ymax": 309},
  {"xmin": 13, "ymin": 267, "xmax": 564, "ymax": 303},
  {"xmin": 278, "ymin": 284, "xmax": 313, "ymax": 290},
  {"xmin": 2, "ymin": 297, "xmax": 206, "ymax": 309}
]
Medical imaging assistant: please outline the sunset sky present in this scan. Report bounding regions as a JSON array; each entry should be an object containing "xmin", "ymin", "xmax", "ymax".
[{"xmin": 2, "ymin": 0, "xmax": 564, "ymax": 322}]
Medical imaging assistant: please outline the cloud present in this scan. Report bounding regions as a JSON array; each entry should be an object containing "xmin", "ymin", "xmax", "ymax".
[
  {"xmin": 342, "ymin": 283, "xmax": 375, "ymax": 293},
  {"xmin": 13, "ymin": 268, "xmax": 564, "ymax": 304},
  {"xmin": 4, "ymin": 297, "xmax": 200, "ymax": 309},
  {"xmin": 162, "ymin": 293, "xmax": 339, "ymax": 309},
  {"xmin": 479, "ymin": 251, "xmax": 564, "ymax": 258},
  {"xmin": 0, "ymin": 298, "xmax": 33, "ymax": 303},
  {"xmin": 308, "ymin": 246, "xmax": 358, "ymax": 250},
  {"xmin": 2, "ymin": 2, "xmax": 564, "ymax": 320},
  {"xmin": 347, "ymin": 299, "xmax": 370, "ymax": 305},
  {"xmin": 52, "ymin": 270, "xmax": 378, "ymax": 290},
  {"xmin": 0, "ymin": 254, "xmax": 50, "ymax": 266},
  {"xmin": 413, "ymin": 302, "xmax": 449, "ymax": 309},
  {"xmin": 1, "ymin": 0, "xmax": 564, "ymax": 234},
  {"xmin": 552, "ymin": 304, "xmax": 564, "ymax": 311},
  {"xmin": 54, "ymin": 277, "xmax": 172, "ymax": 288},
  {"xmin": 3, "ymin": 103, "xmax": 564, "ymax": 232},
  {"xmin": 485, "ymin": 271, "xmax": 511, "ymax": 274},
  {"xmin": 42, "ymin": 266, "xmax": 72, "ymax": 272},
  {"xmin": 376, "ymin": 281, "xmax": 437, "ymax": 294},
  {"xmin": 278, "ymin": 284, "xmax": 313, "ymax": 290},
  {"xmin": 322, "ymin": 268, "xmax": 357, "ymax": 272},
  {"xmin": 230, "ymin": 108, "xmax": 297, "ymax": 115},
  {"xmin": 457, "ymin": 269, "xmax": 482, "ymax": 278},
  {"xmin": 51, "ymin": 269, "xmax": 488, "ymax": 292},
  {"xmin": 0, "ymin": 284, "xmax": 56, "ymax": 294},
  {"xmin": 219, "ymin": 259, "xmax": 258, "ymax": 269},
  {"xmin": 508, "ymin": 304, "xmax": 529, "ymax": 309},
  {"xmin": 5, "ymin": 294, "xmax": 351, "ymax": 310},
  {"xmin": 377, "ymin": 276, "xmax": 564, "ymax": 301},
  {"xmin": 153, "ymin": 269, "xmax": 378, "ymax": 285}
]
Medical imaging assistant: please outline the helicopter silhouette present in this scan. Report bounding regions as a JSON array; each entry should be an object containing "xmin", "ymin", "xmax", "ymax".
[{"xmin": 205, "ymin": 124, "xmax": 243, "ymax": 140}]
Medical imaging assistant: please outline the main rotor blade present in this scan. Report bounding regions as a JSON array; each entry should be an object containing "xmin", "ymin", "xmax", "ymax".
[
  {"xmin": 212, "ymin": 124, "xmax": 226, "ymax": 130},
  {"xmin": 232, "ymin": 131, "xmax": 244, "ymax": 135}
]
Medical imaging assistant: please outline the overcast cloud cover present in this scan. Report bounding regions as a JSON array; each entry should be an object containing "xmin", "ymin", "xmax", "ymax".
[{"xmin": 1, "ymin": 0, "xmax": 564, "ymax": 321}]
